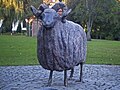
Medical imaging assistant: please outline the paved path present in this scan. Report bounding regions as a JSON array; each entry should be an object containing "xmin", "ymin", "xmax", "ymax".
[{"xmin": 0, "ymin": 64, "xmax": 120, "ymax": 90}]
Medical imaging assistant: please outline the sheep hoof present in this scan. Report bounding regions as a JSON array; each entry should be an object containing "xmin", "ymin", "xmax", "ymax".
[
  {"xmin": 47, "ymin": 82, "xmax": 52, "ymax": 86},
  {"xmin": 68, "ymin": 76, "xmax": 73, "ymax": 80},
  {"xmin": 75, "ymin": 79, "xmax": 84, "ymax": 83},
  {"xmin": 64, "ymin": 70, "xmax": 68, "ymax": 87},
  {"xmin": 64, "ymin": 82, "xmax": 68, "ymax": 87}
]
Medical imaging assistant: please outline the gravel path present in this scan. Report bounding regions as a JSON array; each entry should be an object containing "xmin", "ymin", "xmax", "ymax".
[{"xmin": 0, "ymin": 64, "xmax": 120, "ymax": 90}]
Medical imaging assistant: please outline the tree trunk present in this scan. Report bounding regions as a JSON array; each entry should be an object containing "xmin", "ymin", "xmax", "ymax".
[
  {"xmin": 87, "ymin": 28, "xmax": 91, "ymax": 41},
  {"xmin": 86, "ymin": 18, "xmax": 92, "ymax": 41}
]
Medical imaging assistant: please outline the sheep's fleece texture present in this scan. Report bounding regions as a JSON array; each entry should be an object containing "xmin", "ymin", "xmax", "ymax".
[{"xmin": 37, "ymin": 20, "xmax": 87, "ymax": 71}]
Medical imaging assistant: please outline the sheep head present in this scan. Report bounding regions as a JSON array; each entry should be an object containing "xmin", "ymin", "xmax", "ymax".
[
  {"xmin": 31, "ymin": 5, "xmax": 59, "ymax": 29},
  {"xmin": 30, "ymin": 5, "xmax": 71, "ymax": 29},
  {"xmin": 41, "ymin": 8, "xmax": 59, "ymax": 29}
]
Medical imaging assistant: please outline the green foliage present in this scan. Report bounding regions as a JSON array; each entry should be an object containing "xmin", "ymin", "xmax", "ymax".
[
  {"xmin": 23, "ymin": 0, "xmax": 42, "ymax": 18},
  {"xmin": 0, "ymin": 35, "xmax": 120, "ymax": 66},
  {"xmin": 0, "ymin": 6, "xmax": 16, "ymax": 33},
  {"xmin": 68, "ymin": 0, "xmax": 120, "ymax": 41},
  {"xmin": 66, "ymin": 0, "xmax": 80, "ymax": 9},
  {"xmin": 68, "ymin": 0, "xmax": 103, "ymax": 41},
  {"xmin": 0, "ymin": 0, "xmax": 42, "ymax": 33},
  {"xmin": 93, "ymin": 0, "xmax": 120, "ymax": 40}
]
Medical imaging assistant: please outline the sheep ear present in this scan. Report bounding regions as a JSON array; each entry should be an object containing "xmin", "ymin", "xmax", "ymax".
[
  {"xmin": 62, "ymin": 9, "xmax": 72, "ymax": 17},
  {"xmin": 30, "ymin": 5, "xmax": 42, "ymax": 17},
  {"xmin": 66, "ymin": 9, "xmax": 72, "ymax": 15}
]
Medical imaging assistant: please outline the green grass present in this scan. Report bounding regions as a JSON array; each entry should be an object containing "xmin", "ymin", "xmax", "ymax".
[
  {"xmin": 87, "ymin": 39, "xmax": 120, "ymax": 65},
  {"xmin": 0, "ymin": 35, "xmax": 38, "ymax": 66},
  {"xmin": 0, "ymin": 35, "xmax": 120, "ymax": 66}
]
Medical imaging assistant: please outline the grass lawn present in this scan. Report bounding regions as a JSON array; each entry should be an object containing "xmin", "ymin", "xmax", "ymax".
[
  {"xmin": 87, "ymin": 39, "xmax": 120, "ymax": 65},
  {"xmin": 0, "ymin": 35, "xmax": 38, "ymax": 66},
  {"xmin": 0, "ymin": 35, "xmax": 120, "ymax": 66}
]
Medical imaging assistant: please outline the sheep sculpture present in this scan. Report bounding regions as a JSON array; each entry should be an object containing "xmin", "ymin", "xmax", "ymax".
[{"xmin": 30, "ymin": 5, "xmax": 87, "ymax": 86}]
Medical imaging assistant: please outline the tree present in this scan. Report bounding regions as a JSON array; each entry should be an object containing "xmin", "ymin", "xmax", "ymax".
[
  {"xmin": 66, "ymin": 0, "xmax": 80, "ymax": 9},
  {"xmin": 93, "ymin": 0, "xmax": 120, "ymax": 40},
  {"xmin": 22, "ymin": 0, "xmax": 42, "ymax": 18},
  {"xmin": 69, "ymin": 0, "xmax": 120, "ymax": 41},
  {"xmin": 0, "ymin": 0, "xmax": 42, "ymax": 33},
  {"xmin": 72, "ymin": 0, "xmax": 101, "ymax": 41},
  {"xmin": 0, "ymin": 0, "xmax": 24, "ymax": 32}
]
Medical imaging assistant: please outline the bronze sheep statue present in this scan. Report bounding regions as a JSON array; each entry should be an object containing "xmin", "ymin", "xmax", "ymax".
[{"xmin": 30, "ymin": 5, "xmax": 87, "ymax": 86}]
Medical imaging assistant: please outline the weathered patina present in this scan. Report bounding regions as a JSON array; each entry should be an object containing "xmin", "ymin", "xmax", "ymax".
[{"xmin": 31, "ymin": 5, "xmax": 87, "ymax": 86}]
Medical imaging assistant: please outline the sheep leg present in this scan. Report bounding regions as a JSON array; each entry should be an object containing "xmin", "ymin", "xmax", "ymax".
[
  {"xmin": 76, "ymin": 63, "xmax": 83, "ymax": 82},
  {"xmin": 64, "ymin": 70, "xmax": 68, "ymax": 86},
  {"xmin": 79, "ymin": 63, "xmax": 83, "ymax": 82},
  {"xmin": 68, "ymin": 68, "xmax": 74, "ymax": 80},
  {"xmin": 48, "ymin": 70, "xmax": 53, "ymax": 86}
]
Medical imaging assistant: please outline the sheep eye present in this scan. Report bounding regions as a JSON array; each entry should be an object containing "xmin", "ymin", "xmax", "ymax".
[{"xmin": 41, "ymin": 13, "xmax": 45, "ymax": 19}]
